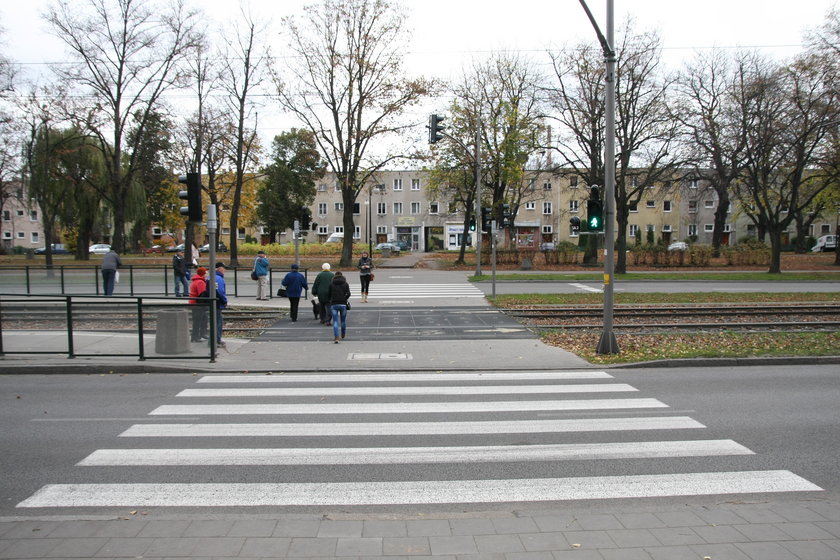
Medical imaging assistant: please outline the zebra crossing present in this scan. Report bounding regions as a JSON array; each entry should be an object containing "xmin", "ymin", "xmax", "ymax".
[
  {"xmin": 17, "ymin": 370, "xmax": 821, "ymax": 509},
  {"xmin": 345, "ymin": 282, "xmax": 485, "ymax": 301}
]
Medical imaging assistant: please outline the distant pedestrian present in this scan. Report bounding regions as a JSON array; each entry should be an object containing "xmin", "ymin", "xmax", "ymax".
[
  {"xmin": 357, "ymin": 251, "xmax": 373, "ymax": 303},
  {"xmin": 214, "ymin": 262, "xmax": 229, "ymax": 347},
  {"xmin": 329, "ymin": 270, "xmax": 351, "ymax": 343},
  {"xmin": 173, "ymin": 248, "xmax": 189, "ymax": 297},
  {"xmin": 254, "ymin": 250, "xmax": 270, "ymax": 300},
  {"xmin": 281, "ymin": 263, "xmax": 308, "ymax": 322},
  {"xmin": 101, "ymin": 248, "xmax": 122, "ymax": 296},
  {"xmin": 189, "ymin": 267, "xmax": 209, "ymax": 342},
  {"xmin": 312, "ymin": 262, "xmax": 334, "ymax": 324}
]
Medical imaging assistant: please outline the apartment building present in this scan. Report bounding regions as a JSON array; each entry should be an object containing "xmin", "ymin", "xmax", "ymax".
[{"xmin": 1, "ymin": 184, "xmax": 44, "ymax": 251}]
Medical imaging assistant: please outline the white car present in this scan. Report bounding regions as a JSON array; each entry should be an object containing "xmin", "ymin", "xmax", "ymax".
[
  {"xmin": 667, "ymin": 241, "xmax": 689, "ymax": 251},
  {"xmin": 811, "ymin": 235, "xmax": 836, "ymax": 252},
  {"xmin": 89, "ymin": 244, "xmax": 111, "ymax": 254}
]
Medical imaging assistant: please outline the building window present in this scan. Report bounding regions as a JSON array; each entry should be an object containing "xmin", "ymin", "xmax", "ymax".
[
  {"xmin": 688, "ymin": 224, "xmax": 698, "ymax": 236},
  {"xmin": 542, "ymin": 202, "xmax": 552, "ymax": 214},
  {"xmin": 646, "ymin": 224, "xmax": 655, "ymax": 233},
  {"xmin": 376, "ymin": 226, "xmax": 387, "ymax": 234},
  {"xmin": 29, "ymin": 210, "xmax": 37, "ymax": 221},
  {"xmin": 569, "ymin": 176, "xmax": 578, "ymax": 188},
  {"xmin": 543, "ymin": 182, "xmax": 552, "ymax": 190},
  {"xmin": 30, "ymin": 232, "xmax": 39, "ymax": 243},
  {"xmin": 318, "ymin": 226, "xmax": 329, "ymax": 235},
  {"xmin": 16, "ymin": 209, "xmax": 24, "ymax": 216},
  {"xmin": 334, "ymin": 202, "xmax": 344, "ymax": 211},
  {"xmin": 821, "ymin": 224, "xmax": 831, "ymax": 234},
  {"xmin": 318, "ymin": 203, "xmax": 327, "ymax": 216},
  {"xmin": 2, "ymin": 210, "xmax": 9, "ymax": 221},
  {"xmin": 221, "ymin": 227, "xmax": 230, "ymax": 236},
  {"xmin": 318, "ymin": 183, "xmax": 327, "ymax": 192},
  {"xmin": 528, "ymin": 178, "xmax": 535, "ymax": 190},
  {"xmin": 335, "ymin": 182, "xmax": 342, "ymax": 192},
  {"xmin": 629, "ymin": 203, "xmax": 638, "ymax": 213},
  {"xmin": 393, "ymin": 179, "xmax": 402, "ymax": 191},
  {"xmin": 393, "ymin": 202, "xmax": 403, "ymax": 215},
  {"xmin": 569, "ymin": 200, "xmax": 579, "ymax": 213},
  {"xmin": 723, "ymin": 224, "xmax": 732, "ymax": 232},
  {"xmin": 353, "ymin": 203, "xmax": 360, "ymax": 214},
  {"xmin": 353, "ymin": 226, "xmax": 361, "ymax": 239},
  {"xmin": 410, "ymin": 202, "xmax": 421, "ymax": 214},
  {"xmin": 238, "ymin": 228, "xmax": 246, "ymax": 239},
  {"xmin": 3, "ymin": 231, "xmax": 11, "ymax": 239},
  {"xmin": 689, "ymin": 178, "xmax": 698, "ymax": 188},
  {"xmin": 429, "ymin": 202, "xmax": 439, "ymax": 214},
  {"xmin": 688, "ymin": 200, "xmax": 697, "ymax": 213},
  {"xmin": 152, "ymin": 227, "xmax": 162, "ymax": 236},
  {"xmin": 662, "ymin": 225, "xmax": 672, "ymax": 232},
  {"xmin": 646, "ymin": 200, "xmax": 656, "ymax": 208},
  {"xmin": 704, "ymin": 224, "xmax": 714, "ymax": 232},
  {"xmin": 524, "ymin": 201, "xmax": 536, "ymax": 210},
  {"xmin": 542, "ymin": 225, "xmax": 553, "ymax": 234},
  {"xmin": 629, "ymin": 224, "xmax": 639, "ymax": 237},
  {"xmin": 335, "ymin": 226, "xmax": 344, "ymax": 233},
  {"xmin": 377, "ymin": 202, "xmax": 386, "ymax": 215},
  {"xmin": 411, "ymin": 178, "xmax": 420, "ymax": 191},
  {"xmin": 704, "ymin": 200, "xmax": 714, "ymax": 208},
  {"xmin": 663, "ymin": 200, "xmax": 672, "ymax": 212},
  {"xmin": 17, "ymin": 231, "xmax": 24, "ymax": 239}
]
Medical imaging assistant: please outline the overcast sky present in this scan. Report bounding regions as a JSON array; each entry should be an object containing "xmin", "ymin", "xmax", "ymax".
[{"xmin": 1, "ymin": 0, "xmax": 836, "ymax": 144}]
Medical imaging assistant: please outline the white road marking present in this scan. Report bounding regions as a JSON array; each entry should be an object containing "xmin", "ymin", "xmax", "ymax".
[
  {"xmin": 120, "ymin": 416, "xmax": 705, "ymax": 437},
  {"xmin": 78, "ymin": 440, "xmax": 754, "ymax": 466},
  {"xmin": 176, "ymin": 384, "xmax": 638, "ymax": 398},
  {"xmin": 148, "ymin": 398, "xmax": 668, "ymax": 416},
  {"xmin": 196, "ymin": 372, "xmax": 614, "ymax": 383},
  {"xmin": 17, "ymin": 471, "xmax": 821, "ymax": 507},
  {"xmin": 570, "ymin": 282, "xmax": 603, "ymax": 293}
]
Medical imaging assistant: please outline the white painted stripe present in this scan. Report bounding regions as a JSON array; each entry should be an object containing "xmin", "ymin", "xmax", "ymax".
[
  {"xmin": 148, "ymin": 398, "xmax": 668, "ymax": 416},
  {"xmin": 176, "ymin": 384, "xmax": 637, "ymax": 398},
  {"xmin": 196, "ymin": 371, "xmax": 613, "ymax": 383},
  {"xmin": 570, "ymin": 282, "xmax": 603, "ymax": 293},
  {"xmin": 120, "ymin": 416, "xmax": 705, "ymax": 437},
  {"xmin": 79, "ymin": 440, "xmax": 753, "ymax": 466},
  {"xmin": 17, "ymin": 471, "xmax": 822, "ymax": 507}
]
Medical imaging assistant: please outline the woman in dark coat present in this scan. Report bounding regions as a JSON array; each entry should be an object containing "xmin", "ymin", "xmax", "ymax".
[{"xmin": 328, "ymin": 271, "xmax": 351, "ymax": 343}]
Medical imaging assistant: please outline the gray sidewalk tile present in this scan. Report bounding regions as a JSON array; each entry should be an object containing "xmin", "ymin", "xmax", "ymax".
[
  {"xmin": 560, "ymin": 531, "xmax": 616, "ymax": 550},
  {"xmin": 490, "ymin": 518, "xmax": 539, "ymax": 535},
  {"xmin": 92, "ymin": 520, "xmax": 147, "ymax": 538},
  {"xmin": 228, "ymin": 519, "xmax": 277, "ymax": 537},
  {"xmin": 806, "ymin": 502, "xmax": 840, "ymax": 521},
  {"xmin": 519, "ymin": 531, "xmax": 569, "ymax": 552},
  {"xmin": 317, "ymin": 521, "xmax": 364, "ymax": 538},
  {"xmin": 190, "ymin": 537, "xmax": 245, "ymax": 556},
  {"xmin": 779, "ymin": 540, "xmax": 840, "ymax": 560},
  {"xmin": 1, "ymin": 521, "xmax": 61, "ymax": 539},
  {"xmin": 772, "ymin": 504, "xmax": 829, "ymax": 522},
  {"xmin": 734, "ymin": 542, "xmax": 798, "ymax": 560},
  {"xmin": 273, "ymin": 520, "xmax": 321, "ymax": 537},
  {"xmin": 693, "ymin": 524, "xmax": 751, "ymax": 544},
  {"xmin": 456, "ymin": 553, "xmax": 506, "ymax": 560},
  {"xmin": 614, "ymin": 513, "xmax": 666, "ymax": 530},
  {"xmin": 690, "ymin": 543, "xmax": 751, "ymax": 560},
  {"xmin": 183, "ymin": 520, "xmax": 236, "ymax": 537},
  {"xmin": 825, "ymin": 538, "xmax": 840, "ymax": 552},
  {"xmin": 44, "ymin": 520, "xmax": 107, "ymax": 538},
  {"xmin": 532, "ymin": 514, "xmax": 580, "ymax": 532},
  {"xmin": 336, "ymin": 537, "xmax": 383, "ymax": 556},
  {"xmin": 363, "ymin": 520, "xmax": 407, "ymax": 538},
  {"xmin": 474, "ymin": 533, "xmax": 525, "ymax": 553},
  {"xmin": 775, "ymin": 521, "xmax": 836, "ymax": 540},
  {"xmin": 504, "ymin": 551, "xmax": 554, "ymax": 560},
  {"xmin": 136, "ymin": 520, "xmax": 191, "ymax": 538},
  {"xmin": 648, "ymin": 527, "xmax": 704, "ymax": 546},
  {"xmin": 406, "ymin": 519, "xmax": 451, "ymax": 537},
  {"xmin": 606, "ymin": 529, "xmax": 659, "ymax": 548},
  {"xmin": 142, "ymin": 536, "xmax": 200, "ymax": 557},
  {"xmin": 94, "ymin": 537, "xmax": 153, "ymax": 557},
  {"xmin": 44, "ymin": 536, "xmax": 109, "ymax": 557},
  {"xmin": 238, "ymin": 537, "xmax": 291, "ymax": 557},
  {"xmin": 569, "ymin": 515, "xmax": 623, "ymax": 531},
  {"xmin": 694, "ymin": 509, "xmax": 749, "ymax": 526},
  {"xmin": 654, "ymin": 511, "xmax": 705, "ymax": 528},
  {"xmin": 382, "ymin": 536, "xmax": 431, "ymax": 555},
  {"xmin": 733, "ymin": 523, "xmax": 792, "ymax": 542},
  {"xmin": 0, "ymin": 538, "xmax": 59, "ymax": 559},
  {"xmin": 729, "ymin": 506, "xmax": 788, "ymax": 524},
  {"xmin": 429, "ymin": 536, "xmax": 478, "ymax": 555},
  {"xmin": 287, "ymin": 537, "xmax": 338, "ymax": 557},
  {"xmin": 552, "ymin": 550, "xmax": 604, "ymax": 560},
  {"xmin": 816, "ymin": 521, "xmax": 840, "ymax": 537},
  {"xmin": 600, "ymin": 549, "xmax": 653, "ymax": 560},
  {"xmin": 644, "ymin": 545, "xmax": 700, "ymax": 560},
  {"xmin": 449, "ymin": 519, "xmax": 495, "ymax": 536}
]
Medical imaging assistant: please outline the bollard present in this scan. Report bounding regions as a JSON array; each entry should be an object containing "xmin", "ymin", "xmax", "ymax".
[{"xmin": 155, "ymin": 309, "xmax": 190, "ymax": 354}]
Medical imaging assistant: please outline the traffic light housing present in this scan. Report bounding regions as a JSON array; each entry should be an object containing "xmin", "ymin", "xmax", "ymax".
[
  {"xmin": 469, "ymin": 215, "xmax": 476, "ymax": 232},
  {"xmin": 501, "ymin": 203, "xmax": 513, "ymax": 228},
  {"xmin": 429, "ymin": 114, "xmax": 445, "ymax": 144},
  {"xmin": 481, "ymin": 206, "xmax": 492, "ymax": 233},
  {"xmin": 570, "ymin": 216, "xmax": 581, "ymax": 233},
  {"xmin": 178, "ymin": 172, "xmax": 202, "ymax": 223},
  {"xmin": 587, "ymin": 185, "xmax": 603, "ymax": 232}
]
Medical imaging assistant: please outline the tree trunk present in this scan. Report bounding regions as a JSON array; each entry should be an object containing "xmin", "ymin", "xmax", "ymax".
[
  {"xmin": 767, "ymin": 229, "xmax": 783, "ymax": 274},
  {"xmin": 615, "ymin": 213, "xmax": 629, "ymax": 274},
  {"xmin": 711, "ymin": 195, "xmax": 730, "ymax": 257}
]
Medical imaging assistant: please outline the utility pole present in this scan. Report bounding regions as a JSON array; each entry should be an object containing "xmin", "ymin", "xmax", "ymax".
[{"xmin": 474, "ymin": 124, "xmax": 482, "ymax": 277}]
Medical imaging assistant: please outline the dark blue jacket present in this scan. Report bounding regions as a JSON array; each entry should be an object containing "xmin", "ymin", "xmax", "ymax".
[{"xmin": 281, "ymin": 270, "xmax": 308, "ymax": 298}]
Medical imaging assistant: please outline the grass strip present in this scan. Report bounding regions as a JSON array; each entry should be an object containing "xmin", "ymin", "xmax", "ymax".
[
  {"xmin": 471, "ymin": 271, "xmax": 840, "ymax": 282},
  {"xmin": 491, "ymin": 292, "xmax": 840, "ymax": 307}
]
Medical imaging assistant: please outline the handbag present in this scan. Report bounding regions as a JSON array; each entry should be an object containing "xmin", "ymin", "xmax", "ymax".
[
  {"xmin": 345, "ymin": 301, "xmax": 351, "ymax": 310},
  {"xmin": 369, "ymin": 273, "xmax": 374, "ymax": 282},
  {"xmin": 114, "ymin": 271, "xmax": 120, "ymax": 283},
  {"xmin": 250, "ymin": 271, "xmax": 258, "ymax": 281},
  {"xmin": 277, "ymin": 288, "xmax": 287, "ymax": 297}
]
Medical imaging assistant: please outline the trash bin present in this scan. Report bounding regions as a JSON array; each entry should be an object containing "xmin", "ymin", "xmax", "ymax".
[
  {"xmin": 155, "ymin": 309, "xmax": 190, "ymax": 354},
  {"xmin": 381, "ymin": 247, "xmax": 391, "ymax": 257},
  {"xmin": 25, "ymin": 249, "xmax": 34, "ymax": 260}
]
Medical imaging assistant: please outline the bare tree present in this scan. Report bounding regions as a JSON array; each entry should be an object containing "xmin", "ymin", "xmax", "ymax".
[
  {"xmin": 44, "ymin": 0, "xmax": 201, "ymax": 253},
  {"xmin": 274, "ymin": 0, "xmax": 433, "ymax": 266}
]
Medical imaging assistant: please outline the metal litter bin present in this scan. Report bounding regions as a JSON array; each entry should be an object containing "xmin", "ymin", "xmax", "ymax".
[{"xmin": 155, "ymin": 309, "xmax": 190, "ymax": 354}]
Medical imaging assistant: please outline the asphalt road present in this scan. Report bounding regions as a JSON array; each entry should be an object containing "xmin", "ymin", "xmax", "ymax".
[{"xmin": 2, "ymin": 364, "xmax": 835, "ymax": 516}]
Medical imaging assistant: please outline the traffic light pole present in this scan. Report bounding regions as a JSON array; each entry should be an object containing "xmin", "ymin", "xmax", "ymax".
[
  {"xmin": 206, "ymin": 204, "xmax": 218, "ymax": 362},
  {"xmin": 580, "ymin": 0, "xmax": 619, "ymax": 354},
  {"xmin": 474, "ymin": 124, "xmax": 482, "ymax": 277}
]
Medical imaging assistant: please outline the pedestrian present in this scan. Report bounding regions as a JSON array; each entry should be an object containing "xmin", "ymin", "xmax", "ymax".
[
  {"xmin": 281, "ymin": 263, "xmax": 308, "ymax": 322},
  {"xmin": 329, "ymin": 270, "xmax": 351, "ymax": 343},
  {"xmin": 311, "ymin": 262, "xmax": 334, "ymax": 324},
  {"xmin": 172, "ymin": 248, "xmax": 189, "ymax": 297},
  {"xmin": 213, "ymin": 261, "xmax": 229, "ymax": 347},
  {"xmin": 101, "ymin": 248, "xmax": 122, "ymax": 296},
  {"xmin": 189, "ymin": 267, "xmax": 209, "ymax": 342},
  {"xmin": 357, "ymin": 251, "xmax": 374, "ymax": 303},
  {"xmin": 254, "ymin": 250, "xmax": 270, "ymax": 300}
]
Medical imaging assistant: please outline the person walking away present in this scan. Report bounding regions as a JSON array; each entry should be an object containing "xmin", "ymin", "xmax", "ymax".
[
  {"xmin": 213, "ymin": 262, "xmax": 229, "ymax": 347},
  {"xmin": 254, "ymin": 250, "xmax": 270, "ymax": 300},
  {"xmin": 312, "ymin": 263, "xmax": 334, "ymax": 324},
  {"xmin": 173, "ymin": 249, "xmax": 189, "ymax": 297},
  {"xmin": 281, "ymin": 263, "xmax": 308, "ymax": 322},
  {"xmin": 358, "ymin": 251, "xmax": 373, "ymax": 303},
  {"xmin": 101, "ymin": 248, "xmax": 122, "ymax": 296},
  {"xmin": 189, "ymin": 267, "xmax": 209, "ymax": 342},
  {"xmin": 329, "ymin": 271, "xmax": 351, "ymax": 343}
]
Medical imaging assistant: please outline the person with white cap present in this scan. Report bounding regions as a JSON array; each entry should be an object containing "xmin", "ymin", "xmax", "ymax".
[
  {"xmin": 281, "ymin": 263, "xmax": 308, "ymax": 322},
  {"xmin": 312, "ymin": 262, "xmax": 334, "ymax": 324}
]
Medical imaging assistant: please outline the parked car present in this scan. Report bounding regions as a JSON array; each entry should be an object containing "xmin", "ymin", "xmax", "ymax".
[
  {"xmin": 166, "ymin": 243, "xmax": 185, "ymax": 252},
  {"xmin": 325, "ymin": 232, "xmax": 344, "ymax": 244},
  {"xmin": 394, "ymin": 240, "xmax": 410, "ymax": 251},
  {"xmin": 199, "ymin": 242, "xmax": 228, "ymax": 253},
  {"xmin": 34, "ymin": 244, "xmax": 69, "ymax": 255},
  {"xmin": 374, "ymin": 242, "xmax": 401, "ymax": 254},
  {"xmin": 88, "ymin": 244, "xmax": 111, "ymax": 254},
  {"xmin": 667, "ymin": 241, "xmax": 689, "ymax": 251},
  {"xmin": 811, "ymin": 234, "xmax": 836, "ymax": 252},
  {"xmin": 539, "ymin": 242, "xmax": 556, "ymax": 251},
  {"xmin": 143, "ymin": 244, "xmax": 165, "ymax": 254}
]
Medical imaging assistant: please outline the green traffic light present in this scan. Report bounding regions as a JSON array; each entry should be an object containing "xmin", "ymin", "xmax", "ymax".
[{"xmin": 589, "ymin": 216, "xmax": 600, "ymax": 228}]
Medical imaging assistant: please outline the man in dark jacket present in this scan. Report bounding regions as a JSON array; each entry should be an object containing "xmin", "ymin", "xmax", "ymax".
[
  {"xmin": 329, "ymin": 271, "xmax": 351, "ymax": 343},
  {"xmin": 101, "ymin": 249, "xmax": 122, "ymax": 296},
  {"xmin": 281, "ymin": 263, "xmax": 308, "ymax": 322},
  {"xmin": 173, "ymin": 249, "xmax": 189, "ymax": 297},
  {"xmin": 311, "ymin": 263, "xmax": 334, "ymax": 324}
]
